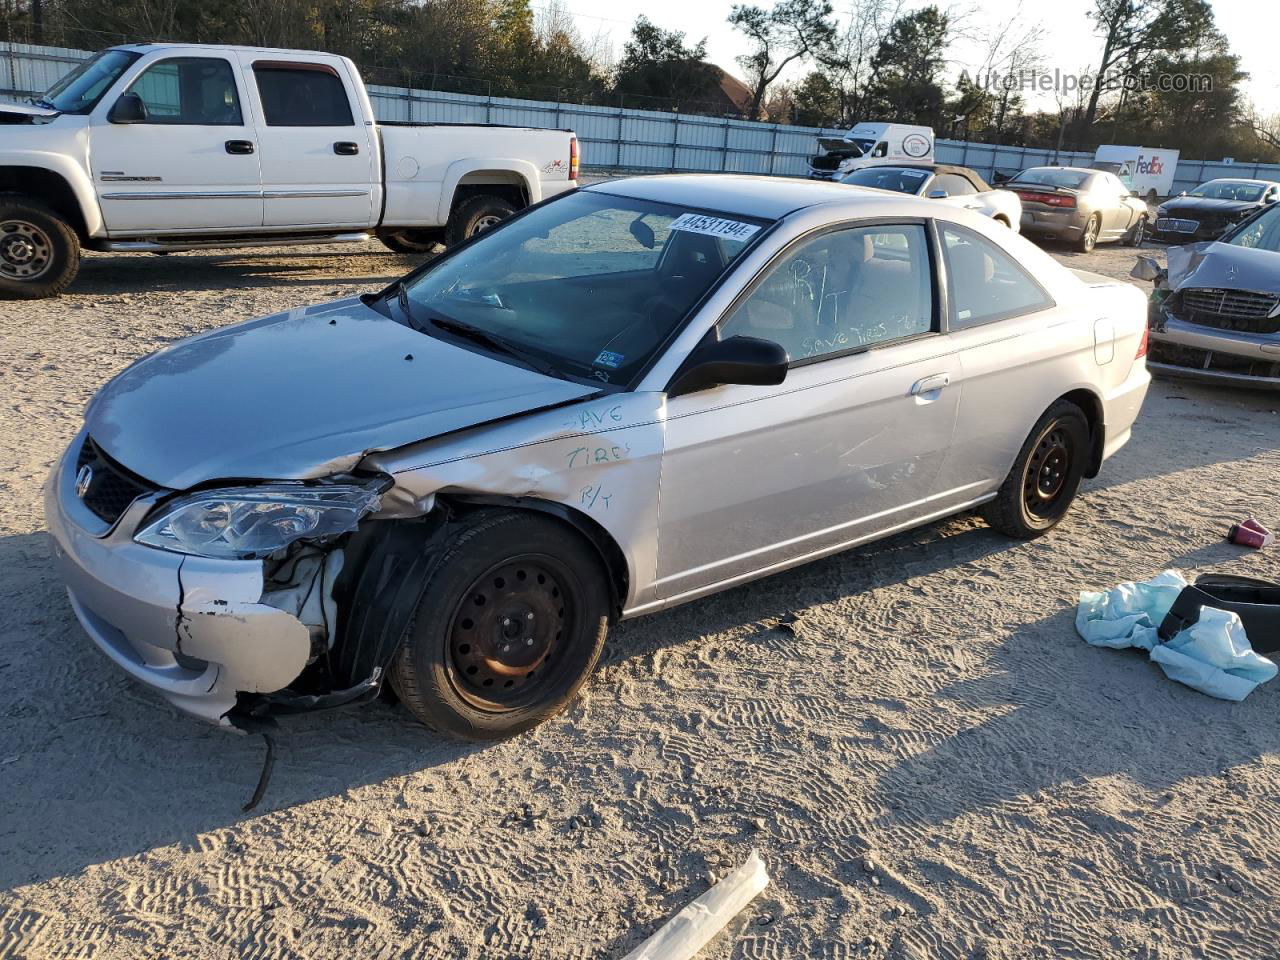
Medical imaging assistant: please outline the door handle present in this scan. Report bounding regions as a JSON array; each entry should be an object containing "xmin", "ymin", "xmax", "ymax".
[
  {"xmin": 334, "ymin": 141, "xmax": 360, "ymax": 155},
  {"xmin": 225, "ymin": 140, "xmax": 255, "ymax": 155},
  {"xmin": 909, "ymin": 373, "xmax": 951, "ymax": 397}
]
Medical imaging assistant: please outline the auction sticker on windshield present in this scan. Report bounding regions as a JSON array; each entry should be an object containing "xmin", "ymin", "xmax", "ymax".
[{"xmin": 669, "ymin": 213, "xmax": 761, "ymax": 241}]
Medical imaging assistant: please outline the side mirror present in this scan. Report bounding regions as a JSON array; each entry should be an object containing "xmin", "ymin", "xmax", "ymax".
[
  {"xmin": 629, "ymin": 216, "xmax": 656, "ymax": 249},
  {"xmin": 108, "ymin": 92, "xmax": 148, "ymax": 124},
  {"xmin": 926, "ymin": 188, "xmax": 948, "ymax": 199},
  {"xmin": 1265, "ymin": 193, "xmax": 1278, "ymax": 204},
  {"xmin": 668, "ymin": 334, "xmax": 788, "ymax": 398},
  {"xmin": 1178, "ymin": 190, "xmax": 1187, "ymax": 197}
]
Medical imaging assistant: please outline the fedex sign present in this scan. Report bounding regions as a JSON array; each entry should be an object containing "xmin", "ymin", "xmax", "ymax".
[{"xmin": 1136, "ymin": 154, "xmax": 1164, "ymax": 175}]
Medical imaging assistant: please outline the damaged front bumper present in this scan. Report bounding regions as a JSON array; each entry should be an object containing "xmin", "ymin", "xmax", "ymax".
[
  {"xmin": 45, "ymin": 436, "xmax": 321, "ymax": 728},
  {"xmin": 1148, "ymin": 308, "xmax": 1280, "ymax": 390}
]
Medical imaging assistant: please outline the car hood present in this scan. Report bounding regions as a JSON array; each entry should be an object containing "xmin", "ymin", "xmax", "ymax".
[
  {"xmin": 0, "ymin": 99, "xmax": 59, "ymax": 121},
  {"xmin": 1166, "ymin": 241, "xmax": 1280, "ymax": 294},
  {"xmin": 1161, "ymin": 197, "xmax": 1257, "ymax": 216},
  {"xmin": 85, "ymin": 297, "xmax": 600, "ymax": 490}
]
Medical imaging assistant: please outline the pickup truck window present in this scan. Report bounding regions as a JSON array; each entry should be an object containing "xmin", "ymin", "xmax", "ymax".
[
  {"xmin": 399, "ymin": 191, "xmax": 770, "ymax": 385},
  {"xmin": 252, "ymin": 65, "xmax": 354, "ymax": 127},
  {"xmin": 40, "ymin": 49, "xmax": 140, "ymax": 114},
  {"xmin": 124, "ymin": 58, "xmax": 243, "ymax": 125}
]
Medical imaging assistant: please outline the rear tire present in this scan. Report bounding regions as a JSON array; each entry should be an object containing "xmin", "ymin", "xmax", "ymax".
[
  {"xmin": 1122, "ymin": 215, "xmax": 1146, "ymax": 246},
  {"xmin": 391, "ymin": 511, "xmax": 610, "ymax": 740},
  {"xmin": 0, "ymin": 196, "xmax": 80, "ymax": 299},
  {"xmin": 1075, "ymin": 214, "xmax": 1100, "ymax": 253},
  {"xmin": 444, "ymin": 195, "xmax": 517, "ymax": 247},
  {"xmin": 980, "ymin": 400, "xmax": 1090, "ymax": 539}
]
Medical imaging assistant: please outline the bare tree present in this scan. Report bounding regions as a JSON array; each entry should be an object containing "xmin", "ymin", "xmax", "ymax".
[
  {"xmin": 829, "ymin": 0, "xmax": 903, "ymax": 126},
  {"xmin": 729, "ymin": 0, "xmax": 841, "ymax": 120}
]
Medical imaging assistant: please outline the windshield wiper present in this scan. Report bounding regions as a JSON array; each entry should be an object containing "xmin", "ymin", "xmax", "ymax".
[
  {"xmin": 393, "ymin": 280, "xmax": 566, "ymax": 380},
  {"xmin": 426, "ymin": 314, "xmax": 564, "ymax": 379}
]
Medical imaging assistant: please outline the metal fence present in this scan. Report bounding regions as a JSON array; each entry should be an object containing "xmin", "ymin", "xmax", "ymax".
[{"xmin": 5, "ymin": 39, "xmax": 1280, "ymax": 194}]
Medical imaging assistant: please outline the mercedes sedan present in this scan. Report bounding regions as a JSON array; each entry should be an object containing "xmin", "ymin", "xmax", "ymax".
[{"xmin": 46, "ymin": 175, "xmax": 1151, "ymax": 739}]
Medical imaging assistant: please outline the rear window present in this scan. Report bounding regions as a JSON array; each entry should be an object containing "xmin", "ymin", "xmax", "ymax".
[
  {"xmin": 253, "ymin": 64, "xmax": 353, "ymax": 126},
  {"xmin": 1010, "ymin": 169, "xmax": 1090, "ymax": 190}
]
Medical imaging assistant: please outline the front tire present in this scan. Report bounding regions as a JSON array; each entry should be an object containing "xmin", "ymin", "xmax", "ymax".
[
  {"xmin": 391, "ymin": 511, "xmax": 610, "ymax": 740},
  {"xmin": 444, "ymin": 195, "xmax": 517, "ymax": 247},
  {"xmin": 980, "ymin": 400, "xmax": 1090, "ymax": 539},
  {"xmin": 0, "ymin": 196, "xmax": 80, "ymax": 299},
  {"xmin": 1076, "ymin": 214, "xmax": 1100, "ymax": 253}
]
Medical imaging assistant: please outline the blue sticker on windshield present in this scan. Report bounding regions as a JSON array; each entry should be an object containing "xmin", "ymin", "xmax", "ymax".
[{"xmin": 594, "ymin": 350, "xmax": 624, "ymax": 369}]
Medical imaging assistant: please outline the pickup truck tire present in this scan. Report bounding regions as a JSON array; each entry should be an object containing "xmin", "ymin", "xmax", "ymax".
[
  {"xmin": 0, "ymin": 196, "xmax": 79, "ymax": 299},
  {"xmin": 377, "ymin": 229, "xmax": 443, "ymax": 255},
  {"xmin": 391, "ymin": 510, "xmax": 609, "ymax": 740},
  {"xmin": 445, "ymin": 195, "xmax": 517, "ymax": 246}
]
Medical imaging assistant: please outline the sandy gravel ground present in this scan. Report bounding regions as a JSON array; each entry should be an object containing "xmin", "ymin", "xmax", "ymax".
[{"xmin": 2, "ymin": 234, "xmax": 1279, "ymax": 960}]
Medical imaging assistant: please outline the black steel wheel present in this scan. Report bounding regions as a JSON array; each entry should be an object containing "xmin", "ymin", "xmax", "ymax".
[
  {"xmin": 981, "ymin": 400, "xmax": 1090, "ymax": 539},
  {"xmin": 392, "ymin": 510, "xmax": 610, "ymax": 739}
]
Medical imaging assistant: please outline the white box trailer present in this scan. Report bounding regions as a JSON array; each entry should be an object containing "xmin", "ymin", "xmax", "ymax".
[
  {"xmin": 808, "ymin": 123, "xmax": 935, "ymax": 180},
  {"xmin": 1092, "ymin": 145, "xmax": 1180, "ymax": 202}
]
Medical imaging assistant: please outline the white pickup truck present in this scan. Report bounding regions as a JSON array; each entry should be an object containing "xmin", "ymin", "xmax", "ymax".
[{"xmin": 0, "ymin": 43, "xmax": 579, "ymax": 298}]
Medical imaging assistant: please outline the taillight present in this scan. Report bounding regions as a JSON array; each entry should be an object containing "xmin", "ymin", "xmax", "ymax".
[
  {"xmin": 1014, "ymin": 190, "xmax": 1076, "ymax": 208},
  {"xmin": 569, "ymin": 136, "xmax": 579, "ymax": 181},
  {"xmin": 1136, "ymin": 323, "xmax": 1149, "ymax": 358}
]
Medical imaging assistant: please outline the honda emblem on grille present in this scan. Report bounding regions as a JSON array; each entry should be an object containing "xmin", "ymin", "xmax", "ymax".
[{"xmin": 75, "ymin": 465, "xmax": 93, "ymax": 499}]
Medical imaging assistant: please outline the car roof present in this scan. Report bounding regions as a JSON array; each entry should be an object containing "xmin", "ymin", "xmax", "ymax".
[
  {"xmin": 584, "ymin": 174, "xmax": 918, "ymax": 221},
  {"xmin": 1197, "ymin": 178, "xmax": 1278, "ymax": 186}
]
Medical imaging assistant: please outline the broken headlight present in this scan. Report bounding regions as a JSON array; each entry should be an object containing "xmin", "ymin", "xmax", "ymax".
[{"xmin": 134, "ymin": 483, "xmax": 382, "ymax": 560}]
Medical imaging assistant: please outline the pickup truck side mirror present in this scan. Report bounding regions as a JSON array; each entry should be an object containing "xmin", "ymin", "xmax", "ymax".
[
  {"xmin": 108, "ymin": 92, "xmax": 148, "ymax": 124},
  {"xmin": 668, "ymin": 333, "xmax": 789, "ymax": 398}
]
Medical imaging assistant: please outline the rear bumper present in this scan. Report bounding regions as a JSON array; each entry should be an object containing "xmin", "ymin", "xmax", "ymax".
[
  {"xmin": 1100, "ymin": 359, "xmax": 1152, "ymax": 463},
  {"xmin": 44, "ymin": 434, "xmax": 312, "ymax": 728},
  {"xmin": 1019, "ymin": 208, "xmax": 1085, "ymax": 240}
]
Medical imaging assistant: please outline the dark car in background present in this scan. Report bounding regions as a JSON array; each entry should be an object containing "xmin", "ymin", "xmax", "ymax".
[
  {"xmin": 1007, "ymin": 166, "xmax": 1148, "ymax": 252},
  {"xmin": 1150, "ymin": 178, "xmax": 1280, "ymax": 244},
  {"xmin": 1146, "ymin": 202, "xmax": 1280, "ymax": 389}
]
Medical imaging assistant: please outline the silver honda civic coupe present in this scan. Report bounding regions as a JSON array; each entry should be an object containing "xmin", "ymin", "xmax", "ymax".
[{"xmin": 46, "ymin": 175, "xmax": 1151, "ymax": 739}]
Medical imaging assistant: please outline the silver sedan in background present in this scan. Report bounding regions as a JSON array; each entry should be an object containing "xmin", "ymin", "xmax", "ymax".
[
  {"xmin": 1009, "ymin": 166, "xmax": 1149, "ymax": 252},
  {"xmin": 46, "ymin": 175, "xmax": 1151, "ymax": 739}
]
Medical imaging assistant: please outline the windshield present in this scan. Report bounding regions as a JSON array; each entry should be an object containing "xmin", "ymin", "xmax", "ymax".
[
  {"xmin": 1010, "ymin": 168, "xmax": 1090, "ymax": 190},
  {"xmin": 1189, "ymin": 181, "xmax": 1265, "ymax": 202},
  {"xmin": 840, "ymin": 166, "xmax": 930, "ymax": 194},
  {"xmin": 40, "ymin": 49, "xmax": 140, "ymax": 114},
  {"xmin": 398, "ymin": 191, "xmax": 769, "ymax": 385},
  {"xmin": 1223, "ymin": 204, "xmax": 1280, "ymax": 252}
]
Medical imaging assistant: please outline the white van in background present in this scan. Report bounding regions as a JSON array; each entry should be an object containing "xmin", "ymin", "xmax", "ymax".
[
  {"xmin": 1092, "ymin": 145, "xmax": 1180, "ymax": 202},
  {"xmin": 808, "ymin": 123, "xmax": 935, "ymax": 180}
]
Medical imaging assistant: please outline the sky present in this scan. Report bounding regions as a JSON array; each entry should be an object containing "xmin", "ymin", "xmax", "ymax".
[{"xmin": 549, "ymin": 0, "xmax": 1279, "ymax": 117}]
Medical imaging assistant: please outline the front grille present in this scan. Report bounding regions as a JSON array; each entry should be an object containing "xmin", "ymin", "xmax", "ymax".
[
  {"xmin": 1175, "ymin": 288, "xmax": 1280, "ymax": 334},
  {"xmin": 1155, "ymin": 217, "xmax": 1199, "ymax": 234},
  {"xmin": 74, "ymin": 437, "xmax": 157, "ymax": 525}
]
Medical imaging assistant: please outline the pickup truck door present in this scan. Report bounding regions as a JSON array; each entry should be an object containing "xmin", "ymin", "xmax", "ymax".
[
  {"xmin": 88, "ymin": 54, "xmax": 263, "ymax": 233},
  {"xmin": 237, "ymin": 54, "xmax": 378, "ymax": 229}
]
